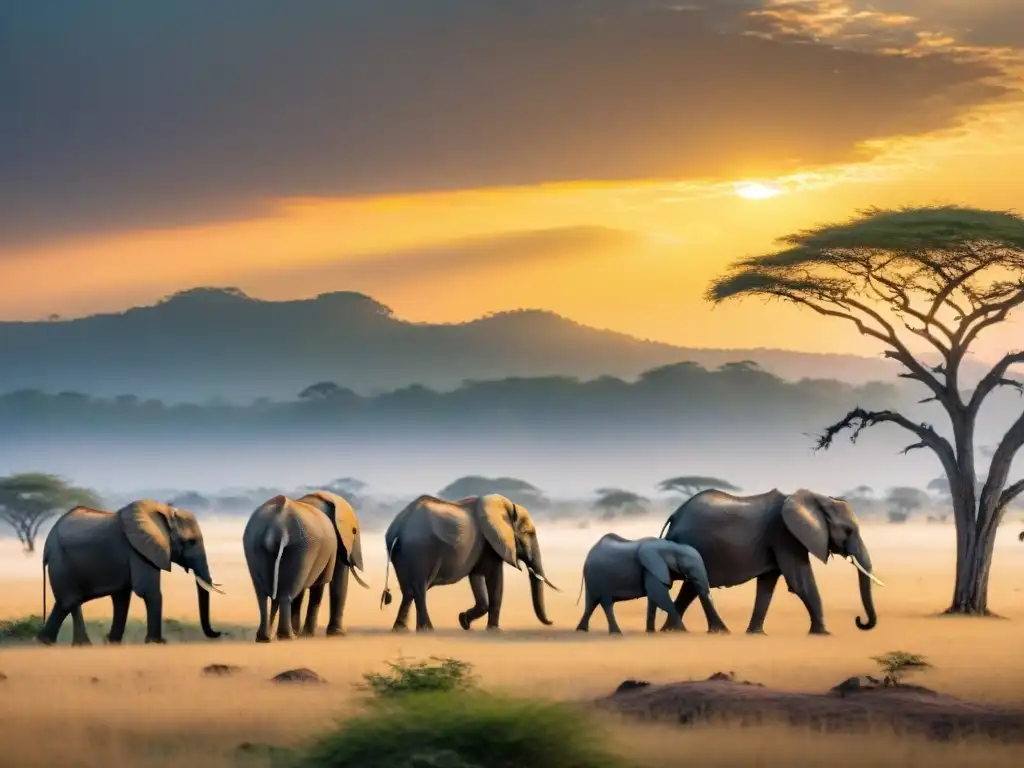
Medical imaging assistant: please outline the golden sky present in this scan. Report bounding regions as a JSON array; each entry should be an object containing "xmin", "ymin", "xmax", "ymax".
[{"xmin": 2, "ymin": 1, "xmax": 1022, "ymax": 360}]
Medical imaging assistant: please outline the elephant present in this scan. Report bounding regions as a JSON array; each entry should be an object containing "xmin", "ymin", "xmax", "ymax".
[
  {"xmin": 380, "ymin": 493, "xmax": 558, "ymax": 632},
  {"xmin": 574, "ymin": 534, "xmax": 728, "ymax": 635},
  {"xmin": 37, "ymin": 500, "xmax": 224, "ymax": 646},
  {"xmin": 657, "ymin": 488, "xmax": 884, "ymax": 635},
  {"xmin": 243, "ymin": 492, "xmax": 369, "ymax": 642}
]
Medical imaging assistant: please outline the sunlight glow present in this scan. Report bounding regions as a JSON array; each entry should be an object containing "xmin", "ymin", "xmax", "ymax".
[{"xmin": 734, "ymin": 181, "xmax": 783, "ymax": 200}]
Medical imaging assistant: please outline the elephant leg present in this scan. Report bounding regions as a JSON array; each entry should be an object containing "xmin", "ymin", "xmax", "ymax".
[
  {"xmin": 645, "ymin": 598, "xmax": 658, "ymax": 633},
  {"xmin": 392, "ymin": 593, "xmax": 414, "ymax": 632},
  {"xmin": 484, "ymin": 564, "xmax": 503, "ymax": 630},
  {"xmin": 142, "ymin": 591, "xmax": 165, "ymax": 644},
  {"xmin": 38, "ymin": 602, "xmax": 70, "ymax": 645},
  {"xmin": 255, "ymin": 589, "xmax": 271, "ymax": 643},
  {"xmin": 659, "ymin": 582, "xmax": 698, "ymax": 632},
  {"xmin": 276, "ymin": 595, "xmax": 295, "ymax": 640},
  {"xmin": 106, "ymin": 589, "xmax": 131, "ymax": 644},
  {"xmin": 291, "ymin": 590, "xmax": 306, "ymax": 637},
  {"xmin": 777, "ymin": 549, "xmax": 828, "ymax": 635},
  {"xmin": 697, "ymin": 592, "xmax": 730, "ymax": 634},
  {"xmin": 576, "ymin": 590, "xmax": 599, "ymax": 632},
  {"xmin": 302, "ymin": 585, "xmax": 325, "ymax": 637},
  {"xmin": 458, "ymin": 574, "xmax": 489, "ymax": 631},
  {"xmin": 645, "ymin": 574, "xmax": 684, "ymax": 631},
  {"xmin": 746, "ymin": 571, "xmax": 780, "ymax": 635},
  {"xmin": 70, "ymin": 605, "xmax": 92, "ymax": 646},
  {"xmin": 326, "ymin": 567, "xmax": 350, "ymax": 636},
  {"xmin": 600, "ymin": 599, "xmax": 623, "ymax": 635},
  {"xmin": 413, "ymin": 586, "xmax": 434, "ymax": 632}
]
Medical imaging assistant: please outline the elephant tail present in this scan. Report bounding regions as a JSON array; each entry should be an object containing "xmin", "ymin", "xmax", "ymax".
[
  {"xmin": 41, "ymin": 552, "xmax": 48, "ymax": 621},
  {"xmin": 380, "ymin": 535, "xmax": 398, "ymax": 610},
  {"xmin": 575, "ymin": 570, "xmax": 585, "ymax": 606},
  {"xmin": 270, "ymin": 529, "xmax": 290, "ymax": 601}
]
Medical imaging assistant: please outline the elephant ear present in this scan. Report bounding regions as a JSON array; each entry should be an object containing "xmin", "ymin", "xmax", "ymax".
[
  {"xmin": 118, "ymin": 500, "xmax": 173, "ymax": 572},
  {"xmin": 637, "ymin": 542, "xmax": 672, "ymax": 586},
  {"xmin": 474, "ymin": 494, "xmax": 519, "ymax": 568},
  {"xmin": 781, "ymin": 489, "xmax": 830, "ymax": 564},
  {"xmin": 303, "ymin": 491, "xmax": 363, "ymax": 570}
]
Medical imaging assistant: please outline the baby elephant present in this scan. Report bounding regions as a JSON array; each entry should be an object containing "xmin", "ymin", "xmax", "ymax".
[{"xmin": 575, "ymin": 534, "xmax": 728, "ymax": 634}]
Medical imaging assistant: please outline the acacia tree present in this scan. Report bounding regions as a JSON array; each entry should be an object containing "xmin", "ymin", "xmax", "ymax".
[
  {"xmin": 707, "ymin": 205, "xmax": 1024, "ymax": 615},
  {"xmin": 657, "ymin": 475, "xmax": 739, "ymax": 497},
  {"xmin": 0, "ymin": 473, "xmax": 102, "ymax": 553}
]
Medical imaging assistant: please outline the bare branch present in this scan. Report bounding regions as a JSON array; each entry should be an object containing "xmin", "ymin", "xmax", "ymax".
[
  {"xmin": 900, "ymin": 441, "xmax": 928, "ymax": 455},
  {"xmin": 957, "ymin": 286, "xmax": 1024, "ymax": 350},
  {"xmin": 998, "ymin": 479, "xmax": 1024, "ymax": 511},
  {"xmin": 968, "ymin": 351, "xmax": 1024, "ymax": 412},
  {"xmin": 814, "ymin": 406, "xmax": 958, "ymax": 481}
]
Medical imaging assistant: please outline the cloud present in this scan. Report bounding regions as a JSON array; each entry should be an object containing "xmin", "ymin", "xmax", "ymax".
[
  {"xmin": 0, "ymin": 0, "xmax": 1013, "ymax": 245},
  {"xmin": 249, "ymin": 225, "xmax": 639, "ymax": 285}
]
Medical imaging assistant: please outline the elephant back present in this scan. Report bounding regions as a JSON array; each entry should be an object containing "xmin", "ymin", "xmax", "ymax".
[
  {"xmin": 298, "ymin": 490, "xmax": 361, "ymax": 563},
  {"xmin": 385, "ymin": 494, "xmax": 440, "ymax": 552},
  {"xmin": 45, "ymin": 506, "xmax": 115, "ymax": 561}
]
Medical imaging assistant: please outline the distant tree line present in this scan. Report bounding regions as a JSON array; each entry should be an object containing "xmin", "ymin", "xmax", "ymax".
[{"xmin": 0, "ymin": 361, "xmax": 902, "ymax": 436}]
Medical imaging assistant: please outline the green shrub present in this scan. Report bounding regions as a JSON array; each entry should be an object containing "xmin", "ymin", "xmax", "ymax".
[
  {"xmin": 0, "ymin": 615, "xmax": 43, "ymax": 641},
  {"xmin": 871, "ymin": 651, "xmax": 932, "ymax": 686},
  {"xmin": 360, "ymin": 656, "xmax": 478, "ymax": 698},
  {"xmin": 297, "ymin": 690, "xmax": 629, "ymax": 768}
]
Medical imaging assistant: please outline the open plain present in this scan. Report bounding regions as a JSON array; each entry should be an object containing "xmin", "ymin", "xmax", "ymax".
[{"xmin": 2, "ymin": 518, "xmax": 1023, "ymax": 767}]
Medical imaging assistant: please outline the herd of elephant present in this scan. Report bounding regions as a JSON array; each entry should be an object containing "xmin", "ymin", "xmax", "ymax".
[{"xmin": 33, "ymin": 486, "xmax": 884, "ymax": 646}]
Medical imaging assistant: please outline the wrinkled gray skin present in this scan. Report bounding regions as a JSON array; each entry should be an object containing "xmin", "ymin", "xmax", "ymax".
[
  {"xmin": 37, "ymin": 501, "xmax": 223, "ymax": 646},
  {"xmin": 380, "ymin": 494, "xmax": 558, "ymax": 632},
  {"xmin": 243, "ymin": 492, "xmax": 368, "ymax": 642},
  {"xmin": 575, "ymin": 534, "xmax": 728, "ymax": 635},
  {"xmin": 659, "ymin": 488, "xmax": 882, "ymax": 635}
]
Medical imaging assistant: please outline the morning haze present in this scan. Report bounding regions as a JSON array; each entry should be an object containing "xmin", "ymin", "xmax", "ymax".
[{"xmin": 2, "ymin": 2, "xmax": 1024, "ymax": 767}]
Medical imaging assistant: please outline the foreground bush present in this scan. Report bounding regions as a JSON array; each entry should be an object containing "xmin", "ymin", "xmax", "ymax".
[
  {"xmin": 360, "ymin": 656, "xmax": 477, "ymax": 698},
  {"xmin": 297, "ymin": 690, "xmax": 629, "ymax": 768},
  {"xmin": 0, "ymin": 615, "xmax": 43, "ymax": 641}
]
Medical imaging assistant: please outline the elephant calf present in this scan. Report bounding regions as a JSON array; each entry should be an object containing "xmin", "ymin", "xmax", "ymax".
[{"xmin": 575, "ymin": 534, "xmax": 728, "ymax": 635}]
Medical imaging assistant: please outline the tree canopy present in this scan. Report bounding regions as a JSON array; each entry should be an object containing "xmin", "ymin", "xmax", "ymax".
[
  {"xmin": 657, "ymin": 475, "xmax": 739, "ymax": 496},
  {"xmin": 437, "ymin": 476, "xmax": 547, "ymax": 508},
  {"xmin": 0, "ymin": 473, "xmax": 102, "ymax": 553},
  {"xmin": 708, "ymin": 205, "xmax": 1024, "ymax": 614}
]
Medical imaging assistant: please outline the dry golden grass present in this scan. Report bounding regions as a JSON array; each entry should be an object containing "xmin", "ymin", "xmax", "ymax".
[{"xmin": 1, "ymin": 520, "xmax": 1023, "ymax": 766}]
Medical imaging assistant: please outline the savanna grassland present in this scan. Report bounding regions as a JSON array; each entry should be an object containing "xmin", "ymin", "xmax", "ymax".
[{"xmin": 1, "ymin": 519, "xmax": 1023, "ymax": 767}]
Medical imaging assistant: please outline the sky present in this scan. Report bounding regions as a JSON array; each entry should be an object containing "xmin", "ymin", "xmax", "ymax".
[{"xmin": 2, "ymin": 0, "xmax": 1023, "ymax": 359}]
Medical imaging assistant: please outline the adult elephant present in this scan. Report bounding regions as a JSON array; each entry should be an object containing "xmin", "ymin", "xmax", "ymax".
[
  {"xmin": 283, "ymin": 491, "xmax": 370, "ymax": 638},
  {"xmin": 37, "ymin": 500, "xmax": 224, "ymax": 646},
  {"xmin": 243, "ymin": 492, "xmax": 368, "ymax": 642},
  {"xmin": 657, "ymin": 488, "xmax": 884, "ymax": 635},
  {"xmin": 380, "ymin": 494, "xmax": 558, "ymax": 632}
]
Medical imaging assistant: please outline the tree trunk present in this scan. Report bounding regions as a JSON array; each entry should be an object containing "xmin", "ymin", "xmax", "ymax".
[{"xmin": 946, "ymin": 505, "xmax": 999, "ymax": 615}]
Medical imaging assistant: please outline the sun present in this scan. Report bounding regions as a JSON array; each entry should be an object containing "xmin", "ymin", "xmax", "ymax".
[{"xmin": 733, "ymin": 181, "xmax": 782, "ymax": 200}]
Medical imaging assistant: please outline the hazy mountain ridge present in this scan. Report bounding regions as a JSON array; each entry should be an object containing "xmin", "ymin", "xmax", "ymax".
[{"xmin": 0, "ymin": 287, "xmax": 982, "ymax": 402}]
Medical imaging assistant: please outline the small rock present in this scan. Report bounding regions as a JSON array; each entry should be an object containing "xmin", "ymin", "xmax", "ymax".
[
  {"xmin": 271, "ymin": 667, "xmax": 326, "ymax": 684},
  {"xmin": 90, "ymin": 676, "xmax": 100, "ymax": 684},
  {"xmin": 202, "ymin": 663, "xmax": 242, "ymax": 677},
  {"xmin": 614, "ymin": 679, "xmax": 651, "ymax": 694},
  {"xmin": 0, "ymin": 672, "xmax": 7, "ymax": 681},
  {"xmin": 831, "ymin": 675, "xmax": 882, "ymax": 695}
]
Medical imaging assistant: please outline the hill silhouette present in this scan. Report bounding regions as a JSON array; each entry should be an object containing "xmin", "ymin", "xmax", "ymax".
[{"xmin": 0, "ymin": 287, "xmax": 978, "ymax": 402}]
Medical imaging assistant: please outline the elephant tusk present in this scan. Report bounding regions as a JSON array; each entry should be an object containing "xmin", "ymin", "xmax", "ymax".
[
  {"xmin": 195, "ymin": 575, "xmax": 226, "ymax": 595},
  {"xmin": 845, "ymin": 555, "xmax": 884, "ymax": 587},
  {"xmin": 526, "ymin": 566, "xmax": 560, "ymax": 592},
  {"xmin": 350, "ymin": 568, "xmax": 371, "ymax": 590}
]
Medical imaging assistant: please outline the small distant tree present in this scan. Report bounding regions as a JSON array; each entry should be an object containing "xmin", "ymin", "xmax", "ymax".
[
  {"xmin": 0, "ymin": 473, "xmax": 102, "ymax": 553},
  {"xmin": 885, "ymin": 486, "xmax": 929, "ymax": 524},
  {"xmin": 593, "ymin": 489, "xmax": 648, "ymax": 519},
  {"xmin": 437, "ymin": 476, "xmax": 548, "ymax": 508},
  {"xmin": 299, "ymin": 381, "xmax": 345, "ymax": 401},
  {"xmin": 871, "ymin": 651, "xmax": 932, "ymax": 687},
  {"xmin": 657, "ymin": 475, "xmax": 739, "ymax": 498},
  {"xmin": 708, "ymin": 205, "xmax": 1024, "ymax": 615}
]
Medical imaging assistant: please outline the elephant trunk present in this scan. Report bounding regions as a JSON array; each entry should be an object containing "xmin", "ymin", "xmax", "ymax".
[
  {"xmin": 188, "ymin": 548, "xmax": 222, "ymax": 639},
  {"xmin": 846, "ymin": 535, "xmax": 877, "ymax": 631},
  {"xmin": 523, "ymin": 542, "xmax": 554, "ymax": 626}
]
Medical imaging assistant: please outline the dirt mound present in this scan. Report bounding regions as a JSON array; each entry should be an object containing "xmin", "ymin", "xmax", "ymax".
[
  {"xmin": 596, "ymin": 672, "xmax": 1024, "ymax": 743},
  {"xmin": 270, "ymin": 667, "xmax": 326, "ymax": 685},
  {"xmin": 202, "ymin": 663, "xmax": 242, "ymax": 677}
]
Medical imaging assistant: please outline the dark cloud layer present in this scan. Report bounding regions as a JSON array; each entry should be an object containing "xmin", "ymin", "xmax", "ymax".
[
  {"xmin": 0, "ymin": 0, "xmax": 1011, "ymax": 245},
  {"xmin": 254, "ymin": 226, "xmax": 638, "ymax": 285}
]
